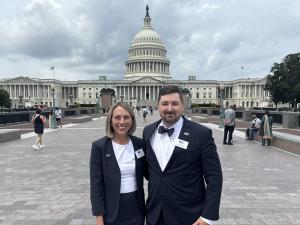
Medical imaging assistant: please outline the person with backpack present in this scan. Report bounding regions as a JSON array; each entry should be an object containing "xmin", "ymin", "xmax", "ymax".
[{"xmin": 31, "ymin": 108, "xmax": 46, "ymax": 150}]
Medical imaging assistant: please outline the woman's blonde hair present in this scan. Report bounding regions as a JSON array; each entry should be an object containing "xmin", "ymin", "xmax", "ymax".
[{"xmin": 106, "ymin": 102, "xmax": 136, "ymax": 138}]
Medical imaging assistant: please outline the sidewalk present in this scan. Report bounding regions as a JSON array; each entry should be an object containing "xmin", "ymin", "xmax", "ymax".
[{"xmin": 0, "ymin": 111, "xmax": 299, "ymax": 225}]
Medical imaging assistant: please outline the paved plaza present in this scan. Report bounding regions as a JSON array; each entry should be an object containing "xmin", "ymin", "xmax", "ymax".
[{"xmin": 0, "ymin": 111, "xmax": 299, "ymax": 225}]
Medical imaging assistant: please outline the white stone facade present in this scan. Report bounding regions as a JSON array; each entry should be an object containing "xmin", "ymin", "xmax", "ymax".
[
  {"xmin": 0, "ymin": 76, "xmax": 270, "ymax": 109},
  {"xmin": 0, "ymin": 6, "xmax": 271, "ymax": 109}
]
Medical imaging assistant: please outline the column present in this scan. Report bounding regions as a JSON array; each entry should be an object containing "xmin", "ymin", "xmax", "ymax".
[
  {"xmin": 135, "ymin": 86, "xmax": 138, "ymax": 99},
  {"xmin": 248, "ymin": 85, "xmax": 250, "ymax": 98},
  {"xmin": 22, "ymin": 85, "xmax": 25, "ymax": 97}
]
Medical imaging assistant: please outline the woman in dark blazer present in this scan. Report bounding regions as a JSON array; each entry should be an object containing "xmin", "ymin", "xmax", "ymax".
[{"xmin": 90, "ymin": 102, "xmax": 147, "ymax": 225}]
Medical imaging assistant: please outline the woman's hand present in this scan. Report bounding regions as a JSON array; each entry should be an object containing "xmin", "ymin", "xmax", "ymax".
[{"xmin": 96, "ymin": 215, "xmax": 104, "ymax": 225}]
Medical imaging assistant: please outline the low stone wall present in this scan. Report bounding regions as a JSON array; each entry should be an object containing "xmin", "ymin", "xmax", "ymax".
[
  {"xmin": 0, "ymin": 129, "xmax": 21, "ymax": 143},
  {"xmin": 192, "ymin": 107, "xmax": 300, "ymax": 128},
  {"xmin": 71, "ymin": 116, "xmax": 93, "ymax": 123}
]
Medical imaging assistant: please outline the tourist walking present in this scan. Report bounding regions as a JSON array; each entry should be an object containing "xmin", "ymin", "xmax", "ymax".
[
  {"xmin": 143, "ymin": 85, "xmax": 222, "ymax": 225},
  {"xmin": 260, "ymin": 111, "xmax": 273, "ymax": 147},
  {"xmin": 223, "ymin": 105, "xmax": 236, "ymax": 145},
  {"xmin": 90, "ymin": 102, "xmax": 147, "ymax": 225},
  {"xmin": 142, "ymin": 106, "xmax": 148, "ymax": 122},
  {"xmin": 31, "ymin": 108, "xmax": 46, "ymax": 150},
  {"xmin": 55, "ymin": 107, "xmax": 62, "ymax": 128}
]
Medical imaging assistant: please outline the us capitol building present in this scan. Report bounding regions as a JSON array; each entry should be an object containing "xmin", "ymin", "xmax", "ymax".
[{"xmin": 0, "ymin": 6, "xmax": 270, "ymax": 109}]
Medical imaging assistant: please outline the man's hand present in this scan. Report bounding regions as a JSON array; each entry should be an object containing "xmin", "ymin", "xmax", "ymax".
[{"xmin": 192, "ymin": 217, "xmax": 209, "ymax": 225}]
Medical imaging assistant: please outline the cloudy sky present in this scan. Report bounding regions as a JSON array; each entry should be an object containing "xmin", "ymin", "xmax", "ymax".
[{"xmin": 0, "ymin": 0, "xmax": 300, "ymax": 81}]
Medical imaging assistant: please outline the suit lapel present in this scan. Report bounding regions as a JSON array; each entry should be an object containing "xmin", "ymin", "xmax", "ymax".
[
  {"xmin": 145, "ymin": 120, "xmax": 164, "ymax": 173},
  {"xmin": 144, "ymin": 120, "xmax": 161, "ymax": 141},
  {"xmin": 131, "ymin": 137, "xmax": 143, "ymax": 181},
  {"xmin": 105, "ymin": 139, "xmax": 121, "ymax": 173}
]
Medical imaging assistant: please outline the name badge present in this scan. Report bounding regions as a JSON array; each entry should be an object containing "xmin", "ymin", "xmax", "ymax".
[
  {"xmin": 175, "ymin": 139, "xmax": 189, "ymax": 150},
  {"xmin": 135, "ymin": 149, "xmax": 145, "ymax": 158}
]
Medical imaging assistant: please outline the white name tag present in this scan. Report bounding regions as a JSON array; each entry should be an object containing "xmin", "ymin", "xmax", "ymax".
[
  {"xmin": 135, "ymin": 149, "xmax": 145, "ymax": 158},
  {"xmin": 175, "ymin": 139, "xmax": 189, "ymax": 150}
]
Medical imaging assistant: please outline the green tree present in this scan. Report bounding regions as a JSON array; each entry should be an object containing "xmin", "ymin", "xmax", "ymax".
[
  {"xmin": 0, "ymin": 89, "xmax": 11, "ymax": 108},
  {"xmin": 265, "ymin": 53, "xmax": 300, "ymax": 108}
]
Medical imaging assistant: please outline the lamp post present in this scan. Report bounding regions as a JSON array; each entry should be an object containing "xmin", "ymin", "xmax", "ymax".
[
  {"xmin": 50, "ymin": 84, "xmax": 57, "ymax": 129},
  {"xmin": 218, "ymin": 84, "xmax": 225, "ymax": 128},
  {"xmin": 96, "ymin": 92, "xmax": 100, "ymax": 114},
  {"xmin": 18, "ymin": 95, "xmax": 23, "ymax": 109},
  {"xmin": 69, "ymin": 94, "xmax": 73, "ymax": 107}
]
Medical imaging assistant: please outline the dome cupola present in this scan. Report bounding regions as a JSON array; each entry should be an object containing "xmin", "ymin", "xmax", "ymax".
[{"xmin": 124, "ymin": 5, "xmax": 171, "ymax": 81}]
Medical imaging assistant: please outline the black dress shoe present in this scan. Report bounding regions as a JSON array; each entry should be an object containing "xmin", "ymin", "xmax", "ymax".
[
  {"xmin": 223, "ymin": 142, "xmax": 228, "ymax": 145},
  {"xmin": 228, "ymin": 143, "xmax": 234, "ymax": 145}
]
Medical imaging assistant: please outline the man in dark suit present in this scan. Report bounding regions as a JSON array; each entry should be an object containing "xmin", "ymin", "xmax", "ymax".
[{"xmin": 143, "ymin": 85, "xmax": 222, "ymax": 225}]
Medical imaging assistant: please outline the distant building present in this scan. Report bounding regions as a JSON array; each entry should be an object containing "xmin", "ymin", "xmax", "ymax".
[{"xmin": 0, "ymin": 6, "xmax": 270, "ymax": 109}]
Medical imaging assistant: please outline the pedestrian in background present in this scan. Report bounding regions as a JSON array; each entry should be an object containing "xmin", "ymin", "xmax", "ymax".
[
  {"xmin": 90, "ymin": 102, "xmax": 147, "ymax": 225},
  {"xmin": 55, "ymin": 107, "xmax": 62, "ymax": 128},
  {"xmin": 31, "ymin": 108, "xmax": 46, "ymax": 150},
  {"xmin": 223, "ymin": 105, "xmax": 236, "ymax": 145},
  {"xmin": 246, "ymin": 113, "xmax": 261, "ymax": 140},
  {"xmin": 260, "ymin": 111, "xmax": 273, "ymax": 147},
  {"xmin": 142, "ymin": 106, "xmax": 148, "ymax": 122}
]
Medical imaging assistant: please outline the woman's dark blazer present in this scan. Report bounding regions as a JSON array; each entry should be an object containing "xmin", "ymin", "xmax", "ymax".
[{"xmin": 90, "ymin": 135, "xmax": 146, "ymax": 223}]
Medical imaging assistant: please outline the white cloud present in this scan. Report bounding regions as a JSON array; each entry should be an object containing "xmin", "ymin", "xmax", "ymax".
[{"xmin": 0, "ymin": 0, "xmax": 300, "ymax": 81}]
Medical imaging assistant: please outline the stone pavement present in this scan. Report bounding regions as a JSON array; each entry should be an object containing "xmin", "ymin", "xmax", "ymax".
[{"xmin": 0, "ymin": 111, "xmax": 299, "ymax": 225}]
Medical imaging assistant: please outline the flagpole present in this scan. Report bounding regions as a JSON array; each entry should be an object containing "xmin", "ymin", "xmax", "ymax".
[{"xmin": 50, "ymin": 66, "xmax": 55, "ymax": 80}]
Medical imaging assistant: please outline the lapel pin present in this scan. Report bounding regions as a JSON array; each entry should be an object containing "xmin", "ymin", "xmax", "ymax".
[
  {"xmin": 105, "ymin": 154, "xmax": 111, "ymax": 157},
  {"xmin": 184, "ymin": 132, "xmax": 190, "ymax": 136}
]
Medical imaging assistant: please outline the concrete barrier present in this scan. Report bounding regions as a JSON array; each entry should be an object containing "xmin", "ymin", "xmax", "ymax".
[
  {"xmin": 0, "ymin": 129, "xmax": 21, "ymax": 143},
  {"xmin": 71, "ymin": 116, "xmax": 93, "ymax": 123}
]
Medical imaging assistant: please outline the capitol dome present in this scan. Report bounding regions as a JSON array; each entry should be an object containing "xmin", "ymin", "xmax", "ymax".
[
  {"xmin": 132, "ymin": 29, "xmax": 162, "ymax": 45},
  {"xmin": 124, "ymin": 5, "xmax": 171, "ymax": 81}
]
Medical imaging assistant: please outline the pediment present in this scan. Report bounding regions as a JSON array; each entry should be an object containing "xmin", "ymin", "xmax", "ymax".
[
  {"xmin": 3, "ymin": 76, "xmax": 39, "ymax": 84},
  {"xmin": 134, "ymin": 76, "xmax": 162, "ymax": 84}
]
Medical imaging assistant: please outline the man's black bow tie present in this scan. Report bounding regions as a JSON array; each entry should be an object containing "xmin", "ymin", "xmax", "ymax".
[{"xmin": 158, "ymin": 126, "xmax": 174, "ymax": 137}]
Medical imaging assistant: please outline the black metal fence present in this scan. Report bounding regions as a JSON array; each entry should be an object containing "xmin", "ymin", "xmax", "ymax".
[
  {"xmin": 0, "ymin": 107, "xmax": 97, "ymax": 125},
  {"xmin": 255, "ymin": 112, "xmax": 282, "ymax": 124},
  {"xmin": 80, "ymin": 109, "xmax": 88, "ymax": 114},
  {"xmin": 64, "ymin": 110, "xmax": 76, "ymax": 116},
  {"xmin": 235, "ymin": 111, "xmax": 243, "ymax": 118},
  {"xmin": 0, "ymin": 113, "xmax": 30, "ymax": 125}
]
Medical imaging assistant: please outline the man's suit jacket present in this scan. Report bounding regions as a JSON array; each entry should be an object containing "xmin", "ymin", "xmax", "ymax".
[
  {"xmin": 143, "ymin": 117, "xmax": 223, "ymax": 225},
  {"xmin": 90, "ymin": 135, "xmax": 146, "ymax": 223}
]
